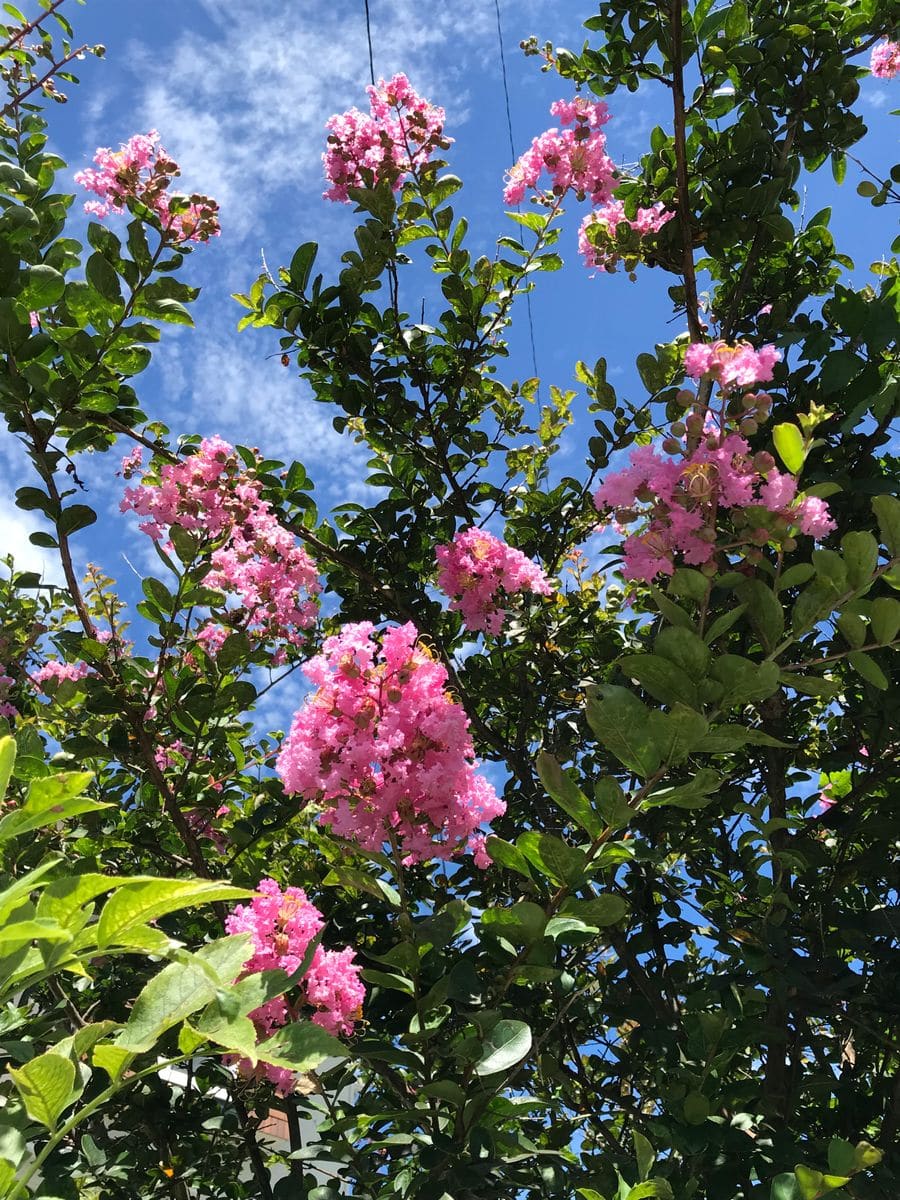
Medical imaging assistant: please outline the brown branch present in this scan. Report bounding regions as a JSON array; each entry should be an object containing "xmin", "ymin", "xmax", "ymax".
[
  {"xmin": 0, "ymin": 42, "xmax": 90, "ymax": 120},
  {"xmin": 0, "ymin": 0, "xmax": 68, "ymax": 58}
]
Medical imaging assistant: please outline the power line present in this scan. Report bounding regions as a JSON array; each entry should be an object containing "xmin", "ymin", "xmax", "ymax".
[
  {"xmin": 363, "ymin": 0, "xmax": 375, "ymax": 85},
  {"xmin": 493, "ymin": 0, "xmax": 540, "ymax": 387}
]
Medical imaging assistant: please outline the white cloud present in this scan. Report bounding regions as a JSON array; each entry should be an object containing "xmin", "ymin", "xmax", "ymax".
[
  {"xmin": 119, "ymin": 0, "xmax": 520, "ymax": 240},
  {"xmin": 154, "ymin": 326, "xmax": 369, "ymax": 506},
  {"xmin": 0, "ymin": 494, "xmax": 64, "ymax": 585}
]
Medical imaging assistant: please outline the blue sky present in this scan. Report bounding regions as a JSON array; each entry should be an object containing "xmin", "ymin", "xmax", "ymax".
[{"xmin": 3, "ymin": 0, "xmax": 897, "ymax": 606}]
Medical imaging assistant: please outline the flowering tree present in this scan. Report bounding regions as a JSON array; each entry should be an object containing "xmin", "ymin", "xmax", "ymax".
[{"xmin": 1, "ymin": 2, "xmax": 899, "ymax": 1199}]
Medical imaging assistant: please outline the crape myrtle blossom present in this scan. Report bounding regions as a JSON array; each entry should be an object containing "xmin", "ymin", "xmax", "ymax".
[
  {"xmin": 30, "ymin": 659, "xmax": 91, "ymax": 693},
  {"xmin": 276, "ymin": 621, "xmax": 505, "ymax": 865},
  {"xmin": 75, "ymin": 130, "xmax": 220, "ymax": 243},
  {"xmin": 120, "ymin": 438, "xmax": 319, "ymax": 659},
  {"xmin": 435, "ymin": 526, "xmax": 553, "ymax": 635},
  {"xmin": 684, "ymin": 340, "xmax": 781, "ymax": 390},
  {"xmin": 226, "ymin": 880, "xmax": 365, "ymax": 1094},
  {"xmin": 0, "ymin": 667, "xmax": 17, "ymax": 721},
  {"xmin": 323, "ymin": 73, "xmax": 449, "ymax": 202},
  {"xmin": 503, "ymin": 97, "xmax": 615, "ymax": 206},
  {"xmin": 870, "ymin": 40, "xmax": 900, "ymax": 78},
  {"xmin": 578, "ymin": 198, "xmax": 674, "ymax": 273},
  {"xmin": 593, "ymin": 342, "xmax": 835, "ymax": 582}
]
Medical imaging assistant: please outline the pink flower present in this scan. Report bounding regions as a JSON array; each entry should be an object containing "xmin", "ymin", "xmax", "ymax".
[
  {"xmin": 276, "ymin": 622, "xmax": 505, "ymax": 864},
  {"xmin": 31, "ymin": 660, "xmax": 90, "ymax": 692},
  {"xmin": 28, "ymin": 311, "xmax": 39, "ymax": 329},
  {"xmin": 120, "ymin": 438, "xmax": 320, "ymax": 653},
  {"xmin": 225, "ymin": 881, "xmax": 364, "ymax": 1094},
  {"xmin": 504, "ymin": 97, "xmax": 615, "ymax": 205},
  {"xmin": 435, "ymin": 527, "xmax": 552, "ymax": 635},
  {"xmin": 684, "ymin": 340, "xmax": 780, "ymax": 390},
  {"xmin": 794, "ymin": 495, "xmax": 836, "ymax": 539},
  {"xmin": 323, "ymin": 73, "xmax": 448, "ymax": 202},
  {"xmin": 579, "ymin": 199, "xmax": 673, "ymax": 273},
  {"xmin": 594, "ymin": 434, "xmax": 835, "ymax": 583},
  {"xmin": 75, "ymin": 130, "xmax": 220, "ymax": 243},
  {"xmin": 871, "ymin": 40, "xmax": 900, "ymax": 79},
  {"xmin": 0, "ymin": 668, "xmax": 17, "ymax": 722}
]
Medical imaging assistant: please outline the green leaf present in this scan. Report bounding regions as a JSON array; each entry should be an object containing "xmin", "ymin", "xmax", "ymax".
[
  {"xmin": 654, "ymin": 627, "xmax": 710, "ymax": 679},
  {"xmin": 256, "ymin": 1020, "xmax": 347, "ymax": 1072},
  {"xmin": 648, "ymin": 704, "xmax": 709, "ymax": 765},
  {"xmin": 594, "ymin": 777, "xmax": 633, "ymax": 828},
  {"xmin": 485, "ymin": 836, "xmax": 534, "ymax": 880},
  {"xmin": 536, "ymin": 751, "xmax": 602, "ymax": 837},
  {"xmin": 117, "ymin": 935, "xmax": 251, "ymax": 1052},
  {"xmin": 97, "ymin": 879, "xmax": 251, "ymax": 947},
  {"xmin": 474, "ymin": 1019, "xmax": 532, "ymax": 1076},
  {"xmin": 19, "ymin": 263, "xmax": 65, "ymax": 308},
  {"xmin": 420, "ymin": 1079, "xmax": 466, "ymax": 1106},
  {"xmin": 58, "ymin": 504, "xmax": 97, "ymax": 536},
  {"xmin": 826, "ymin": 1138, "xmax": 855, "ymax": 1177},
  {"xmin": 794, "ymin": 1164, "xmax": 850, "ymax": 1199},
  {"xmin": 85, "ymin": 251, "xmax": 123, "ymax": 303},
  {"xmin": 773, "ymin": 423, "xmax": 805, "ymax": 474},
  {"xmin": 633, "ymin": 1130, "xmax": 656, "ymax": 1182},
  {"xmin": 626, "ymin": 1182, "xmax": 674, "ymax": 1200},
  {"xmin": 873, "ymin": 494, "xmax": 900, "ymax": 558},
  {"xmin": 736, "ymin": 579, "xmax": 784, "ymax": 649},
  {"xmin": 9, "ymin": 1051, "xmax": 76, "ymax": 1130},
  {"xmin": 0, "ymin": 736, "xmax": 14, "ymax": 802},
  {"xmin": 871, "ymin": 597, "xmax": 900, "ymax": 644},
  {"xmin": 481, "ymin": 901, "xmax": 547, "ymax": 944},
  {"xmin": 853, "ymin": 1141, "xmax": 882, "ymax": 1170},
  {"xmin": 518, "ymin": 831, "xmax": 586, "ymax": 885},
  {"xmin": 841, "ymin": 531, "xmax": 878, "ymax": 590},
  {"xmin": 0, "ymin": 770, "xmax": 108, "ymax": 842},
  {"xmin": 561, "ymin": 895, "xmax": 628, "ymax": 927},
  {"xmin": 848, "ymin": 651, "xmax": 888, "ymax": 689},
  {"xmin": 645, "ymin": 767, "xmax": 720, "ymax": 809},
  {"xmin": 770, "ymin": 1174, "xmax": 799, "ymax": 1200},
  {"xmin": 586, "ymin": 686, "xmax": 661, "ymax": 778},
  {"xmin": 618, "ymin": 654, "xmax": 698, "ymax": 708},
  {"xmin": 682, "ymin": 1091, "xmax": 710, "ymax": 1124}
]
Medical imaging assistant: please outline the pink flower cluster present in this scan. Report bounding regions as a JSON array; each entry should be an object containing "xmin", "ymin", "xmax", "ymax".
[
  {"xmin": 0, "ymin": 667, "xmax": 17, "ymax": 721},
  {"xmin": 435, "ymin": 527, "xmax": 552, "ymax": 635},
  {"xmin": 870, "ymin": 40, "xmax": 900, "ymax": 78},
  {"xmin": 225, "ymin": 879, "xmax": 365, "ymax": 1094},
  {"xmin": 276, "ymin": 621, "xmax": 504, "ymax": 865},
  {"xmin": 120, "ymin": 439, "xmax": 320, "ymax": 658},
  {"xmin": 323, "ymin": 73, "xmax": 448, "ymax": 202},
  {"xmin": 578, "ymin": 199, "xmax": 674, "ymax": 272},
  {"xmin": 75, "ymin": 130, "xmax": 220, "ymax": 243},
  {"xmin": 684, "ymin": 340, "xmax": 780, "ymax": 391},
  {"xmin": 594, "ymin": 436, "xmax": 835, "ymax": 581},
  {"xmin": 31, "ymin": 660, "xmax": 90, "ymax": 693},
  {"xmin": 503, "ymin": 97, "xmax": 615, "ymax": 205}
]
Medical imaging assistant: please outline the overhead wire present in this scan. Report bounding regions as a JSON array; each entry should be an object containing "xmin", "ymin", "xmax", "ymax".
[{"xmin": 494, "ymin": 0, "xmax": 540, "ymax": 388}]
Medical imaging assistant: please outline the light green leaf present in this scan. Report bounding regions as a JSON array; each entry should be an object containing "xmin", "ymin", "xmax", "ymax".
[
  {"xmin": 97, "ymin": 879, "xmax": 251, "ymax": 947},
  {"xmin": 0, "ymin": 736, "xmax": 14, "ymax": 801},
  {"xmin": 256, "ymin": 1020, "xmax": 347, "ymax": 1072},
  {"xmin": 773, "ymin": 423, "xmax": 805, "ymax": 474},
  {"xmin": 633, "ymin": 1129, "xmax": 655, "ymax": 1181},
  {"xmin": 9, "ymin": 1051, "xmax": 76, "ymax": 1129},
  {"xmin": 871, "ymin": 597, "xmax": 900, "ymax": 645},
  {"xmin": 116, "ymin": 935, "xmax": 251, "ymax": 1052},
  {"xmin": 474, "ymin": 1019, "xmax": 532, "ymax": 1076},
  {"xmin": 0, "ymin": 770, "xmax": 108, "ymax": 842},
  {"xmin": 92, "ymin": 1043, "xmax": 134, "ymax": 1082}
]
